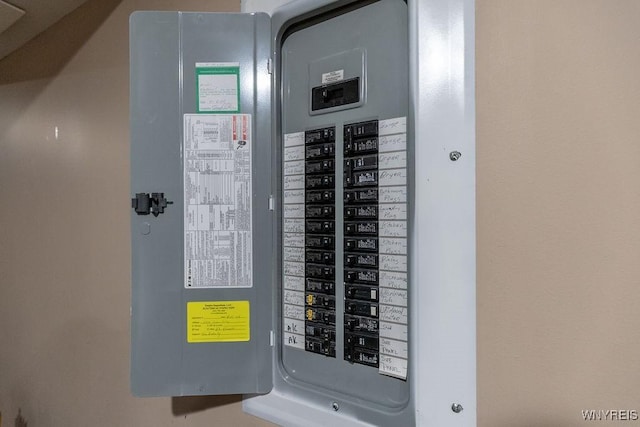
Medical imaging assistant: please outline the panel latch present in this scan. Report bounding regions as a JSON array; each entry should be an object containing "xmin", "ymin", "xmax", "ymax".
[{"xmin": 131, "ymin": 192, "xmax": 173, "ymax": 217}]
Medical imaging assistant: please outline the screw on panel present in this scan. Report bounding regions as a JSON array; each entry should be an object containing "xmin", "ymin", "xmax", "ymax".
[
  {"xmin": 332, "ymin": 402, "xmax": 339, "ymax": 411},
  {"xmin": 449, "ymin": 151, "xmax": 462, "ymax": 161},
  {"xmin": 451, "ymin": 403, "xmax": 463, "ymax": 413}
]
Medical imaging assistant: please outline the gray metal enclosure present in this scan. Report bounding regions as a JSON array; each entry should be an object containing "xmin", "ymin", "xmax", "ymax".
[
  {"xmin": 130, "ymin": 0, "xmax": 414, "ymax": 425},
  {"xmin": 277, "ymin": 0, "xmax": 411, "ymax": 419},
  {"xmin": 130, "ymin": 11, "xmax": 273, "ymax": 396}
]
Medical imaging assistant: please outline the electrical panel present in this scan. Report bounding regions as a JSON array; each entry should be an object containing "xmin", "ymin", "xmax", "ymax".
[{"xmin": 129, "ymin": 0, "xmax": 476, "ymax": 425}]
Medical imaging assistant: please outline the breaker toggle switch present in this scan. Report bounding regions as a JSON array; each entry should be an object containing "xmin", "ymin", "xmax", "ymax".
[{"xmin": 131, "ymin": 192, "xmax": 173, "ymax": 217}]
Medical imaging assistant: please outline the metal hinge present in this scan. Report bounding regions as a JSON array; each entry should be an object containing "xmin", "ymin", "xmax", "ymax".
[
  {"xmin": 269, "ymin": 195, "xmax": 274, "ymax": 211},
  {"xmin": 267, "ymin": 58, "xmax": 273, "ymax": 74}
]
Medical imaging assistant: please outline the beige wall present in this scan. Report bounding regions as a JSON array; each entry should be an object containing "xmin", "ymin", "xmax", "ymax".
[
  {"xmin": 0, "ymin": 0, "xmax": 639, "ymax": 426},
  {"xmin": 477, "ymin": 1, "xmax": 640, "ymax": 426}
]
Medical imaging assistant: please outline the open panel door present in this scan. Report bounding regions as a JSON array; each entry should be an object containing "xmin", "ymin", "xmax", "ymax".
[{"xmin": 130, "ymin": 11, "xmax": 273, "ymax": 396}]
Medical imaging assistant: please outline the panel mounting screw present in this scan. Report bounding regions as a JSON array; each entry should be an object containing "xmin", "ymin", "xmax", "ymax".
[
  {"xmin": 332, "ymin": 402, "xmax": 339, "ymax": 411},
  {"xmin": 451, "ymin": 403, "xmax": 463, "ymax": 413},
  {"xmin": 449, "ymin": 151, "xmax": 462, "ymax": 161}
]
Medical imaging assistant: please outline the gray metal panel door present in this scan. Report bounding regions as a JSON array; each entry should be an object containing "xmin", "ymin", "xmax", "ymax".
[{"xmin": 130, "ymin": 11, "xmax": 272, "ymax": 396}]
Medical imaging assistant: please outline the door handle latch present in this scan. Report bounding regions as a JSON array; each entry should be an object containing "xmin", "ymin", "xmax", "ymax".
[{"xmin": 131, "ymin": 192, "xmax": 173, "ymax": 217}]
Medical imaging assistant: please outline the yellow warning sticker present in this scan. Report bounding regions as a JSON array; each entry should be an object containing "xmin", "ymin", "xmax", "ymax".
[{"xmin": 187, "ymin": 301, "xmax": 250, "ymax": 343}]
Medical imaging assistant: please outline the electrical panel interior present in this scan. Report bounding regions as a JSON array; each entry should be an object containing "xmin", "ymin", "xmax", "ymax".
[
  {"xmin": 130, "ymin": 0, "xmax": 417, "ymax": 424},
  {"xmin": 280, "ymin": 0, "xmax": 411, "ymax": 415}
]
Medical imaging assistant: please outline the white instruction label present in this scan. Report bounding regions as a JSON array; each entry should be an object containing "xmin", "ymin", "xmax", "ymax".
[
  {"xmin": 183, "ymin": 114, "xmax": 252, "ymax": 288},
  {"xmin": 322, "ymin": 69, "xmax": 344, "ymax": 84}
]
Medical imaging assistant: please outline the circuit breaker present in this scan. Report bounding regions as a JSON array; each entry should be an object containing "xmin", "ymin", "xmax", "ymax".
[{"xmin": 130, "ymin": 0, "xmax": 476, "ymax": 426}]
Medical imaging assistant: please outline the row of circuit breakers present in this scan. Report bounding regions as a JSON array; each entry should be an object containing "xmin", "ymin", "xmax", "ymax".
[{"xmin": 284, "ymin": 118, "xmax": 409, "ymax": 374}]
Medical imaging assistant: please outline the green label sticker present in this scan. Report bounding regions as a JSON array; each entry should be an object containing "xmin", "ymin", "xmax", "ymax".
[{"xmin": 196, "ymin": 62, "xmax": 240, "ymax": 113}]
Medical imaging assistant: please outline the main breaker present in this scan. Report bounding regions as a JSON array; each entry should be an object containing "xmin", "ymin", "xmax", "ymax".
[{"xmin": 129, "ymin": 0, "xmax": 476, "ymax": 425}]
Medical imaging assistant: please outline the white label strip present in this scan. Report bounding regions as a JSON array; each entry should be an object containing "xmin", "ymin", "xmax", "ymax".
[
  {"xmin": 379, "ymin": 321, "xmax": 408, "ymax": 341},
  {"xmin": 283, "ymin": 130, "xmax": 306, "ymax": 352},
  {"xmin": 283, "ymin": 275, "xmax": 304, "ymax": 291},
  {"xmin": 379, "ymin": 221, "xmax": 407, "ymax": 238},
  {"xmin": 379, "ymin": 355, "xmax": 408, "ymax": 380},
  {"xmin": 379, "ymin": 271, "xmax": 408, "ymax": 289},
  {"xmin": 379, "ymin": 237, "xmax": 407, "ymax": 255},
  {"xmin": 378, "ymin": 151, "xmax": 407, "ymax": 169},
  {"xmin": 380, "ymin": 288, "xmax": 408, "ymax": 306},
  {"xmin": 284, "ymin": 175, "xmax": 304, "ymax": 190},
  {"xmin": 283, "ymin": 247, "xmax": 304, "ymax": 263},
  {"xmin": 380, "ymin": 255, "xmax": 408, "ymax": 272},
  {"xmin": 379, "ymin": 169, "xmax": 407, "ymax": 187},
  {"xmin": 183, "ymin": 114, "xmax": 252, "ymax": 289},
  {"xmin": 284, "ymin": 289, "xmax": 305, "ymax": 306},
  {"xmin": 284, "ymin": 332, "xmax": 305, "ymax": 349},
  {"xmin": 322, "ymin": 69, "xmax": 344, "ymax": 84},
  {"xmin": 284, "ymin": 189, "xmax": 305, "ymax": 204},
  {"xmin": 378, "ymin": 134, "xmax": 407, "ymax": 153},
  {"xmin": 380, "ymin": 337, "xmax": 408, "ymax": 359},
  {"xmin": 284, "ymin": 160, "xmax": 305, "ymax": 176},
  {"xmin": 284, "ymin": 304, "xmax": 305, "ymax": 320},
  {"xmin": 283, "ymin": 261, "xmax": 304, "ymax": 277},
  {"xmin": 283, "ymin": 318, "xmax": 305, "ymax": 336},
  {"xmin": 283, "ymin": 233, "xmax": 304, "ymax": 248},
  {"xmin": 379, "ymin": 305, "xmax": 408, "ymax": 324},
  {"xmin": 284, "ymin": 132, "xmax": 304, "ymax": 147},
  {"xmin": 284, "ymin": 145, "xmax": 305, "ymax": 161},
  {"xmin": 283, "ymin": 218, "xmax": 304, "ymax": 233},
  {"xmin": 379, "ymin": 186, "xmax": 407, "ymax": 204},
  {"xmin": 379, "ymin": 204, "xmax": 407, "ymax": 220},
  {"xmin": 283, "ymin": 204, "xmax": 305, "ymax": 219},
  {"xmin": 378, "ymin": 117, "xmax": 407, "ymax": 136}
]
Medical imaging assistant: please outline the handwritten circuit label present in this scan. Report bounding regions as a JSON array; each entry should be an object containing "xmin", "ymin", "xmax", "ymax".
[
  {"xmin": 187, "ymin": 301, "xmax": 249, "ymax": 343},
  {"xmin": 283, "ymin": 131, "xmax": 306, "ymax": 352},
  {"xmin": 377, "ymin": 116, "xmax": 408, "ymax": 380}
]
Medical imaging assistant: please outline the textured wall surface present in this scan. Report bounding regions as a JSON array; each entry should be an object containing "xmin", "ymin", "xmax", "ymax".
[
  {"xmin": 1, "ymin": 0, "xmax": 639, "ymax": 426},
  {"xmin": 0, "ymin": 0, "xmax": 271, "ymax": 426},
  {"xmin": 477, "ymin": 1, "xmax": 640, "ymax": 426}
]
